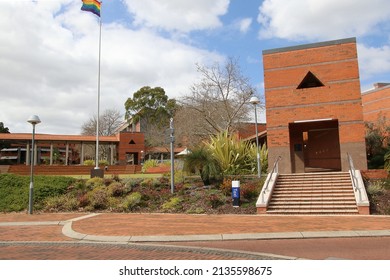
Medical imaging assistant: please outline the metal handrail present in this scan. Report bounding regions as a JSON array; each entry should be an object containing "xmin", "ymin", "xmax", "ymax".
[
  {"xmin": 347, "ymin": 153, "xmax": 362, "ymax": 202},
  {"xmin": 261, "ymin": 156, "xmax": 281, "ymax": 203}
]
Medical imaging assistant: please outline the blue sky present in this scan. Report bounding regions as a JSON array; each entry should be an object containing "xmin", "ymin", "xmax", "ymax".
[{"xmin": 0, "ymin": 0, "xmax": 389, "ymax": 134}]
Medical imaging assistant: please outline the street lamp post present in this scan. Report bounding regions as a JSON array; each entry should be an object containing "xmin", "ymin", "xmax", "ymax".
[
  {"xmin": 27, "ymin": 115, "xmax": 41, "ymax": 214},
  {"xmin": 249, "ymin": 96, "xmax": 261, "ymax": 178}
]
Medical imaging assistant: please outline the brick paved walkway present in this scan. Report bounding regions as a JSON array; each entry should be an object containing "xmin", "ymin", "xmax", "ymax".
[{"xmin": 1, "ymin": 212, "xmax": 390, "ymax": 259}]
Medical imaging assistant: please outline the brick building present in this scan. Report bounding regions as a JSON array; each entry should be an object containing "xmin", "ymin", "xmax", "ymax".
[
  {"xmin": 263, "ymin": 38, "xmax": 367, "ymax": 173},
  {"xmin": 362, "ymin": 83, "xmax": 390, "ymax": 123}
]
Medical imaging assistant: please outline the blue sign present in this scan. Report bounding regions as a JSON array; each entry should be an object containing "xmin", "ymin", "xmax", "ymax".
[{"xmin": 232, "ymin": 187, "xmax": 240, "ymax": 199}]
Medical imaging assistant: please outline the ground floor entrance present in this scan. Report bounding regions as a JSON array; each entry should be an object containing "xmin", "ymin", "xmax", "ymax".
[{"xmin": 289, "ymin": 119, "xmax": 341, "ymax": 173}]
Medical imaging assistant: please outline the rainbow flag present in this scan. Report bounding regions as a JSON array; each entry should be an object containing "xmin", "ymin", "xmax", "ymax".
[{"xmin": 81, "ymin": 0, "xmax": 101, "ymax": 17}]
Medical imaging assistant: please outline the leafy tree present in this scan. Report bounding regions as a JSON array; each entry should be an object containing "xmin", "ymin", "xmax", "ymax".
[
  {"xmin": 0, "ymin": 122, "xmax": 9, "ymax": 133},
  {"xmin": 124, "ymin": 86, "xmax": 176, "ymax": 147},
  {"xmin": 0, "ymin": 122, "xmax": 10, "ymax": 151},
  {"xmin": 176, "ymin": 57, "xmax": 258, "ymax": 145}
]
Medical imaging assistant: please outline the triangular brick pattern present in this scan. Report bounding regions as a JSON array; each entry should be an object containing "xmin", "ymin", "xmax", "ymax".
[{"xmin": 267, "ymin": 172, "xmax": 359, "ymax": 214}]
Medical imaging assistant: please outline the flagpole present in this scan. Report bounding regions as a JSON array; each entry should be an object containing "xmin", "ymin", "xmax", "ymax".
[{"xmin": 95, "ymin": 5, "xmax": 102, "ymax": 170}]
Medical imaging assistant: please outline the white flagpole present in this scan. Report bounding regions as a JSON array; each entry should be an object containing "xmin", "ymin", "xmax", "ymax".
[{"xmin": 95, "ymin": 4, "xmax": 102, "ymax": 170}]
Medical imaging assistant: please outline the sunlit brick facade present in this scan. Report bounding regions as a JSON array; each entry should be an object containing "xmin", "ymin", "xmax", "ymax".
[{"xmin": 263, "ymin": 38, "xmax": 367, "ymax": 173}]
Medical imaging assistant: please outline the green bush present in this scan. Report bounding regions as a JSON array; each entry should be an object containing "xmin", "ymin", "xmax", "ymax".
[
  {"xmin": 240, "ymin": 182, "xmax": 260, "ymax": 200},
  {"xmin": 162, "ymin": 197, "xmax": 182, "ymax": 211},
  {"xmin": 122, "ymin": 192, "xmax": 142, "ymax": 211},
  {"xmin": 0, "ymin": 174, "xmax": 75, "ymax": 212},
  {"xmin": 86, "ymin": 177, "xmax": 105, "ymax": 189},
  {"xmin": 87, "ymin": 186, "xmax": 110, "ymax": 210},
  {"xmin": 123, "ymin": 178, "xmax": 141, "ymax": 190},
  {"xmin": 108, "ymin": 182, "xmax": 130, "ymax": 197},
  {"xmin": 207, "ymin": 191, "xmax": 226, "ymax": 209},
  {"xmin": 83, "ymin": 160, "xmax": 95, "ymax": 166},
  {"xmin": 367, "ymin": 181, "xmax": 385, "ymax": 196},
  {"xmin": 206, "ymin": 131, "xmax": 268, "ymax": 176},
  {"xmin": 142, "ymin": 159, "xmax": 159, "ymax": 173},
  {"xmin": 43, "ymin": 194, "xmax": 78, "ymax": 212},
  {"xmin": 183, "ymin": 146, "xmax": 222, "ymax": 186}
]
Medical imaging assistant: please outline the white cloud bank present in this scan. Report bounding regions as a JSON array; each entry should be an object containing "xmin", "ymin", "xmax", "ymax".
[
  {"xmin": 0, "ymin": 0, "xmax": 226, "ymax": 134},
  {"xmin": 257, "ymin": 0, "xmax": 390, "ymax": 88},
  {"xmin": 258, "ymin": 0, "xmax": 390, "ymax": 41},
  {"xmin": 123, "ymin": 0, "xmax": 230, "ymax": 32}
]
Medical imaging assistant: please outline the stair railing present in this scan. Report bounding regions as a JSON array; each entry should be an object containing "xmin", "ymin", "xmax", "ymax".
[
  {"xmin": 347, "ymin": 153, "xmax": 362, "ymax": 202},
  {"xmin": 261, "ymin": 156, "xmax": 281, "ymax": 204}
]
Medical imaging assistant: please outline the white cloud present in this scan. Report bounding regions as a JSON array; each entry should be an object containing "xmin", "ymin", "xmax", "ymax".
[
  {"xmin": 235, "ymin": 18, "xmax": 252, "ymax": 34},
  {"xmin": 258, "ymin": 0, "xmax": 390, "ymax": 41},
  {"xmin": 0, "ymin": 1, "xmax": 224, "ymax": 134},
  {"xmin": 357, "ymin": 44, "xmax": 390, "ymax": 87},
  {"xmin": 122, "ymin": 0, "xmax": 229, "ymax": 32},
  {"xmin": 257, "ymin": 0, "xmax": 390, "ymax": 93}
]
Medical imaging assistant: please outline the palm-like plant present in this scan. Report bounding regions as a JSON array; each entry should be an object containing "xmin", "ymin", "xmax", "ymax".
[
  {"xmin": 183, "ymin": 146, "xmax": 221, "ymax": 185},
  {"xmin": 248, "ymin": 143, "xmax": 268, "ymax": 174},
  {"xmin": 206, "ymin": 131, "xmax": 268, "ymax": 175}
]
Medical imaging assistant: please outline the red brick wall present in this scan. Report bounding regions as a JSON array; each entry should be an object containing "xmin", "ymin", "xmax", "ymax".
[
  {"xmin": 263, "ymin": 38, "xmax": 367, "ymax": 172},
  {"xmin": 362, "ymin": 86, "xmax": 390, "ymax": 123},
  {"xmin": 117, "ymin": 132, "xmax": 145, "ymax": 163}
]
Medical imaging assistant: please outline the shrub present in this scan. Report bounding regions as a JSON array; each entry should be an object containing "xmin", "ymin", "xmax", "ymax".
[
  {"xmin": 122, "ymin": 192, "xmax": 142, "ymax": 211},
  {"xmin": 219, "ymin": 178, "xmax": 233, "ymax": 195},
  {"xmin": 77, "ymin": 193, "xmax": 89, "ymax": 208},
  {"xmin": 140, "ymin": 178, "xmax": 161, "ymax": 188},
  {"xmin": 142, "ymin": 159, "xmax": 159, "ymax": 173},
  {"xmin": 240, "ymin": 182, "xmax": 260, "ymax": 200},
  {"xmin": 162, "ymin": 197, "xmax": 182, "ymax": 212},
  {"xmin": 0, "ymin": 174, "xmax": 75, "ymax": 212},
  {"xmin": 123, "ymin": 178, "xmax": 141, "ymax": 190},
  {"xmin": 108, "ymin": 182, "xmax": 129, "ymax": 197},
  {"xmin": 83, "ymin": 160, "xmax": 95, "ymax": 166},
  {"xmin": 186, "ymin": 206, "xmax": 206, "ymax": 214},
  {"xmin": 86, "ymin": 177, "xmax": 105, "ymax": 189},
  {"xmin": 87, "ymin": 186, "xmax": 110, "ymax": 210},
  {"xmin": 207, "ymin": 192, "xmax": 226, "ymax": 209},
  {"xmin": 99, "ymin": 160, "xmax": 109, "ymax": 166},
  {"xmin": 43, "ymin": 194, "xmax": 78, "ymax": 212},
  {"xmin": 183, "ymin": 146, "xmax": 222, "ymax": 186},
  {"xmin": 83, "ymin": 159, "xmax": 109, "ymax": 166},
  {"xmin": 367, "ymin": 181, "xmax": 385, "ymax": 196}
]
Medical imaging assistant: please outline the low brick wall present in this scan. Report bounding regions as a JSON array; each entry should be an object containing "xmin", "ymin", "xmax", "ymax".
[{"xmin": 361, "ymin": 169, "xmax": 388, "ymax": 180}]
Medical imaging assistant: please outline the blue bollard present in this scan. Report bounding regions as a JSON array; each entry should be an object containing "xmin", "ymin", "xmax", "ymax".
[{"xmin": 232, "ymin": 180, "xmax": 240, "ymax": 207}]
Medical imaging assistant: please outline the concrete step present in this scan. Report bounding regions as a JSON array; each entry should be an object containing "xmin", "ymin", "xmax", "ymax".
[
  {"xmin": 266, "ymin": 209, "xmax": 359, "ymax": 214},
  {"xmin": 264, "ymin": 171, "xmax": 358, "ymax": 215},
  {"xmin": 269, "ymin": 200, "xmax": 356, "ymax": 205},
  {"xmin": 273, "ymin": 190, "xmax": 354, "ymax": 195}
]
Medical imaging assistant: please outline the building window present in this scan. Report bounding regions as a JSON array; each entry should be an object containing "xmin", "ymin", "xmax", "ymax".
[{"xmin": 297, "ymin": 71, "xmax": 324, "ymax": 89}]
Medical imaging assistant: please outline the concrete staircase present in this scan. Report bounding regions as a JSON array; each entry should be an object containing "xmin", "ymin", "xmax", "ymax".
[{"xmin": 267, "ymin": 172, "xmax": 359, "ymax": 215}]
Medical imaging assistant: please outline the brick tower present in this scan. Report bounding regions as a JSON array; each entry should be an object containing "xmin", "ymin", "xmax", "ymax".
[{"xmin": 263, "ymin": 38, "xmax": 367, "ymax": 173}]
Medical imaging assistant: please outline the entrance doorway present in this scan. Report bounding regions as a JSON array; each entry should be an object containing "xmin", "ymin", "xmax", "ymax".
[
  {"xmin": 126, "ymin": 152, "xmax": 139, "ymax": 165},
  {"xmin": 289, "ymin": 119, "xmax": 341, "ymax": 173}
]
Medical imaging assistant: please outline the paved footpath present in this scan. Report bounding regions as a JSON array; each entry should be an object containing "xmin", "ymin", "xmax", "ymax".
[{"xmin": 0, "ymin": 212, "xmax": 390, "ymax": 260}]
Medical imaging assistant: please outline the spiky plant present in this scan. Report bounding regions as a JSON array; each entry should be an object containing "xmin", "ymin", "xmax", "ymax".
[{"xmin": 183, "ymin": 146, "xmax": 221, "ymax": 186}]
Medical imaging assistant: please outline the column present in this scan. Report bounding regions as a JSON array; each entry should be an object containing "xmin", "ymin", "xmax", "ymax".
[
  {"xmin": 50, "ymin": 143, "xmax": 54, "ymax": 165},
  {"xmin": 110, "ymin": 143, "xmax": 115, "ymax": 165},
  {"xmin": 81, "ymin": 142, "xmax": 84, "ymax": 165},
  {"xmin": 34, "ymin": 142, "xmax": 38, "ymax": 165},
  {"xmin": 26, "ymin": 142, "xmax": 30, "ymax": 166},
  {"xmin": 65, "ymin": 142, "xmax": 69, "ymax": 165}
]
